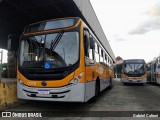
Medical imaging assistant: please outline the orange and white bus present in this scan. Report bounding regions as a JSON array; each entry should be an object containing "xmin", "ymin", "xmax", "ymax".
[
  {"xmin": 121, "ymin": 59, "xmax": 147, "ymax": 85},
  {"xmin": 10, "ymin": 17, "xmax": 114, "ymax": 102}
]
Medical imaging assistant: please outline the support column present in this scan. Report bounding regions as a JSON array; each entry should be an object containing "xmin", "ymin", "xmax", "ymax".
[
  {"xmin": 0, "ymin": 50, "xmax": 2, "ymax": 80},
  {"xmin": 7, "ymin": 51, "xmax": 17, "ymax": 78}
]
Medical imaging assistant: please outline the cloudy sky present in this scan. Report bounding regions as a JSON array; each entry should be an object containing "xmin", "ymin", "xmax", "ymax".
[{"xmin": 90, "ymin": 0, "xmax": 160, "ymax": 62}]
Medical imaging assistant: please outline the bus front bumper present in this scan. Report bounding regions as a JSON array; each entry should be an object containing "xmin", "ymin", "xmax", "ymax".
[
  {"xmin": 121, "ymin": 78, "xmax": 147, "ymax": 84},
  {"xmin": 17, "ymin": 80, "xmax": 86, "ymax": 102}
]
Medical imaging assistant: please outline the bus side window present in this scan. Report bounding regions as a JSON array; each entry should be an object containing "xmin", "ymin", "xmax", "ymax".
[
  {"xmin": 97, "ymin": 45, "xmax": 99, "ymax": 54},
  {"xmin": 107, "ymin": 56, "xmax": 110, "ymax": 66},
  {"xmin": 101, "ymin": 50, "xmax": 103, "ymax": 58},
  {"xmin": 90, "ymin": 37, "xmax": 95, "ymax": 50},
  {"xmin": 111, "ymin": 59, "xmax": 113, "ymax": 65},
  {"xmin": 100, "ymin": 48, "xmax": 103, "ymax": 63},
  {"xmin": 95, "ymin": 42, "xmax": 99, "ymax": 63},
  {"xmin": 84, "ymin": 29, "xmax": 90, "ymax": 57},
  {"xmin": 89, "ymin": 36, "xmax": 95, "ymax": 60},
  {"xmin": 158, "ymin": 64, "xmax": 160, "ymax": 69},
  {"xmin": 154, "ymin": 63, "xmax": 156, "ymax": 70},
  {"xmin": 147, "ymin": 64, "xmax": 151, "ymax": 71},
  {"xmin": 104, "ymin": 54, "xmax": 107, "ymax": 66}
]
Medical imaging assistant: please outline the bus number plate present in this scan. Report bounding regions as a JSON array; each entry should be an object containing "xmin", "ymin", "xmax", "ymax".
[{"xmin": 38, "ymin": 90, "xmax": 49, "ymax": 95}]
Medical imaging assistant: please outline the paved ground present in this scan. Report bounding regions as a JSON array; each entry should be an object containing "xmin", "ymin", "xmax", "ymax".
[{"xmin": 1, "ymin": 78, "xmax": 160, "ymax": 120}]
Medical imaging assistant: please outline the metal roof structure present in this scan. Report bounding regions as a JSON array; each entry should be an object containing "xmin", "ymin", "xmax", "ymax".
[{"xmin": 0, "ymin": 0, "xmax": 115, "ymax": 60}]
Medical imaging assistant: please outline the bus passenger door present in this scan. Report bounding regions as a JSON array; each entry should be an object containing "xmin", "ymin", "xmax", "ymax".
[
  {"xmin": 151, "ymin": 64, "xmax": 153, "ymax": 82},
  {"xmin": 151, "ymin": 63, "xmax": 156, "ymax": 82},
  {"xmin": 146, "ymin": 64, "xmax": 151, "ymax": 82},
  {"xmin": 84, "ymin": 29, "xmax": 95, "ymax": 101},
  {"xmin": 156, "ymin": 60, "xmax": 160, "ymax": 84}
]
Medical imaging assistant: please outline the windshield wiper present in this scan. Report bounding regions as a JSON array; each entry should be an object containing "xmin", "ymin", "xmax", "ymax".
[
  {"xmin": 50, "ymin": 30, "xmax": 64, "ymax": 50},
  {"xmin": 135, "ymin": 64, "xmax": 141, "ymax": 70},
  {"xmin": 29, "ymin": 37, "xmax": 41, "ymax": 51}
]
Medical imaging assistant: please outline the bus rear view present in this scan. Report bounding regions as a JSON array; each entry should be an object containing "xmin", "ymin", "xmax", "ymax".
[{"xmin": 121, "ymin": 59, "xmax": 147, "ymax": 85}]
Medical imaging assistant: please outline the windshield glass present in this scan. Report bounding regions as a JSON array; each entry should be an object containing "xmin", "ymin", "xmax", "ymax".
[
  {"xmin": 19, "ymin": 31, "xmax": 79, "ymax": 69},
  {"xmin": 124, "ymin": 63, "xmax": 145, "ymax": 75}
]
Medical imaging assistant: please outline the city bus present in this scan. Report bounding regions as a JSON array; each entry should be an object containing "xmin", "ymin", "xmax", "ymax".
[
  {"xmin": 121, "ymin": 59, "xmax": 147, "ymax": 85},
  {"xmin": 9, "ymin": 17, "xmax": 114, "ymax": 102},
  {"xmin": 146, "ymin": 56, "xmax": 160, "ymax": 85}
]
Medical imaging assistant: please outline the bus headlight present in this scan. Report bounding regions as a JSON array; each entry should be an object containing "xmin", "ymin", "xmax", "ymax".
[
  {"xmin": 69, "ymin": 72, "xmax": 84, "ymax": 85},
  {"xmin": 20, "ymin": 79, "xmax": 23, "ymax": 84},
  {"xmin": 122, "ymin": 77, "xmax": 127, "ymax": 81},
  {"xmin": 18, "ymin": 77, "xmax": 23, "ymax": 84}
]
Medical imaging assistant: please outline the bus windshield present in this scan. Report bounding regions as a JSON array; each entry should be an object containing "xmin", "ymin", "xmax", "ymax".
[
  {"xmin": 19, "ymin": 31, "xmax": 79, "ymax": 69},
  {"xmin": 124, "ymin": 63, "xmax": 145, "ymax": 76}
]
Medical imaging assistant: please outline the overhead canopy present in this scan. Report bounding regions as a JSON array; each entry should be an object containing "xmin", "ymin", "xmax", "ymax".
[{"xmin": 0, "ymin": 0, "xmax": 115, "ymax": 61}]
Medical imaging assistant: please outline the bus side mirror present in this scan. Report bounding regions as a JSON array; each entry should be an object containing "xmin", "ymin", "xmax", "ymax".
[
  {"xmin": 7, "ymin": 35, "xmax": 19, "ymax": 51},
  {"xmin": 90, "ymin": 37, "xmax": 95, "ymax": 50}
]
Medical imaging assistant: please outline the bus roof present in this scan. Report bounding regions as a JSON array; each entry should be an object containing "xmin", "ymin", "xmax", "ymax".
[{"xmin": 123, "ymin": 59, "xmax": 145, "ymax": 64}]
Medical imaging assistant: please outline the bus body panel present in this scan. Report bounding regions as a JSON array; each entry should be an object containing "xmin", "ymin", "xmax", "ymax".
[
  {"xmin": 121, "ymin": 76, "xmax": 147, "ymax": 84},
  {"xmin": 85, "ymin": 62, "xmax": 111, "ymax": 92},
  {"xmin": 18, "ymin": 77, "xmax": 107, "ymax": 102},
  {"xmin": 17, "ymin": 71, "xmax": 76, "ymax": 88},
  {"xmin": 17, "ymin": 80, "xmax": 86, "ymax": 102},
  {"xmin": 84, "ymin": 80, "xmax": 96, "ymax": 102}
]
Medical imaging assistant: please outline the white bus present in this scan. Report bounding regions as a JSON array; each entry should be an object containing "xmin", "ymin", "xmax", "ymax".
[{"xmin": 146, "ymin": 56, "xmax": 160, "ymax": 85}]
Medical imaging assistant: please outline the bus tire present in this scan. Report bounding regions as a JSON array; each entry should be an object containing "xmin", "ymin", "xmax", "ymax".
[
  {"xmin": 90, "ymin": 79, "xmax": 100, "ymax": 102},
  {"xmin": 108, "ymin": 77, "xmax": 112, "ymax": 90},
  {"xmin": 123, "ymin": 82, "xmax": 127, "ymax": 85},
  {"xmin": 141, "ymin": 83, "xmax": 145, "ymax": 86}
]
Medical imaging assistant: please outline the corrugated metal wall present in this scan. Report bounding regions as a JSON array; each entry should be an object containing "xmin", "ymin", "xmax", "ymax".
[{"xmin": 73, "ymin": 0, "xmax": 115, "ymax": 61}]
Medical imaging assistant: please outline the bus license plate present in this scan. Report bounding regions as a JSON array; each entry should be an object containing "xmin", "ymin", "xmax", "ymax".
[{"xmin": 38, "ymin": 90, "xmax": 49, "ymax": 95}]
